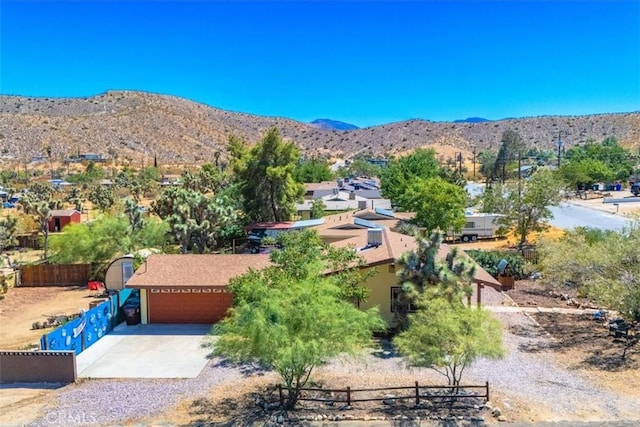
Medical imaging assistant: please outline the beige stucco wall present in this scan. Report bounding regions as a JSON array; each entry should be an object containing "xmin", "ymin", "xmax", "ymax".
[
  {"xmin": 140, "ymin": 289, "xmax": 148, "ymax": 324},
  {"xmin": 105, "ymin": 257, "xmax": 134, "ymax": 290},
  {"xmin": 359, "ymin": 264, "xmax": 398, "ymax": 328}
]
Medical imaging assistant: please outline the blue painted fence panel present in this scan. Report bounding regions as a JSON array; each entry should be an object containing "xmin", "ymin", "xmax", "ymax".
[{"xmin": 40, "ymin": 289, "xmax": 135, "ymax": 355}]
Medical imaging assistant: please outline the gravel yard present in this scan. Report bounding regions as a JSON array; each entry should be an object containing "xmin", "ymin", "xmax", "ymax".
[
  {"xmin": 9, "ymin": 284, "xmax": 640, "ymax": 426},
  {"xmin": 22, "ymin": 359, "xmax": 246, "ymax": 427}
]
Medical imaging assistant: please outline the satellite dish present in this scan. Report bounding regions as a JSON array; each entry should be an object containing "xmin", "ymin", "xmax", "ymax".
[{"xmin": 497, "ymin": 259, "xmax": 508, "ymax": 275}]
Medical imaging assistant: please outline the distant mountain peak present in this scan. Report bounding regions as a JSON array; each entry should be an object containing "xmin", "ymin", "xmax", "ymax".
[
  {"xmin": 310, "ymin": 118, "xmax": 359, "ymax": 131},
  {"xmin": 453, "ymin": 117, "xmax": 491, "ymax": 123}
]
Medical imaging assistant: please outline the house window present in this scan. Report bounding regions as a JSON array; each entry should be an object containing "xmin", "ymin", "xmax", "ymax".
[{"xmin": 390, "ymin": 287, "xmax": 417, "ymax": 313}]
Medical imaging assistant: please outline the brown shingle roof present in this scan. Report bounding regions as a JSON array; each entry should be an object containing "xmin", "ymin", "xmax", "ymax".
[
  {"xmin": 332, "ymin": 228, "xmax": 501, "ymax": 290},
  {"xmin": 126, "ymin": 254, "xmax": 272, "ymax": 289}
]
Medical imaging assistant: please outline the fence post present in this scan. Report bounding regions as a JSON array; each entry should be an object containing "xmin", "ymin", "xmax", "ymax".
[
  {"xmin": 415, "ymin": 381, "xmax": 420, "ymax": 405},
  {"xmin": 485, "ymin": 381, "xmax": 489, "ymax": 402},
  {"xmin": 278, "ymin": 384, "xmax": 283, "ymax": 407},
  {"xmin": 346, "ymin": 386, "xmax": 351, "ymax": 406}
]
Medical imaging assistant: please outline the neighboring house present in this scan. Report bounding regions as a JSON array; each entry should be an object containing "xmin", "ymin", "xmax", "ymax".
[
  {"xmin": 296, "ymin": 190, "xmax": 392, "ymax": 220},
  {"xmin": 48, "ymin": 209, "xmax": 81, "ymax": 232},
  {"xmin": 126, "ymin": 254, "xmax": 272, "ymax": 324},
  {"xmin": 303, "ymin": 178, "xmax": 382, "ymax": 201},
  {"xmin": 104, "ymin": 255, "xmax": 136, "ymax": 291}
]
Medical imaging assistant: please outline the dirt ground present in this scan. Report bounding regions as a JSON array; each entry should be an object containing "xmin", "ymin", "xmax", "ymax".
[
  {"xmin": 505, "ymin": 280, "xmax": 640, "ymax": 401},
  {"xmin": 0, "ymin": 285, "xmax": 98, "ymax": 349}
]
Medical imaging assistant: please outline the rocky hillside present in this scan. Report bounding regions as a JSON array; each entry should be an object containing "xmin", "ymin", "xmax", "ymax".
[{"xmin": 1, "ymin": 91, "xmax": 639, "ymax": 164}]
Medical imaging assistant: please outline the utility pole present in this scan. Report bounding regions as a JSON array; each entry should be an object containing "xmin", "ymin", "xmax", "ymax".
[
  {"xmin": 557, "ymin": 131, "xmax": 563, "ymax": 169},
  {"xmin": 518, "ymin": 152, "xmax": 522, "ymax": 198},
  {"xmin": 472, "ymin": 146, "xmax": 477, "ymax": 179},
  {"xmin": 501, "ymin": 149, "xmax": 506, "ymax": 184}
]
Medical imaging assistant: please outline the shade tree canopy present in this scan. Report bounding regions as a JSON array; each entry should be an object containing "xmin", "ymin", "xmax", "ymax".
[
  {"xmin": 213, "ymin": 229, "xmax": 384, "ymax": 409},
  {"xmin": 230, "ymin": 128, "xmax": 304, "ymax": 222}
]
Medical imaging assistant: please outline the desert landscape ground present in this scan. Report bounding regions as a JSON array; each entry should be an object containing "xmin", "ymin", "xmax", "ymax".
[{"xmin": 1, "ymin": 206, "xmax": 639, "ymax": 426}]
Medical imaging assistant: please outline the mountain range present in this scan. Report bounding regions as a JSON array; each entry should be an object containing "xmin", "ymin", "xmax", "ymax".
[{"xmin": 1, "ymin": 91, "xmax": 639, "ymax": 164}]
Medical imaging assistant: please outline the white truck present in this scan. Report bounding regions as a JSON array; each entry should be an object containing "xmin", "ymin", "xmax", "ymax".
[{"xmin": 448, "ymin": 213, "xmax": 502, "ymax": 243}]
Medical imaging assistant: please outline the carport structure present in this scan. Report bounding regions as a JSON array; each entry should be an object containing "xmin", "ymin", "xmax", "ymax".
[{"xmin": 126, "ymin": 254, "xmax": 272, "ymax": 324}]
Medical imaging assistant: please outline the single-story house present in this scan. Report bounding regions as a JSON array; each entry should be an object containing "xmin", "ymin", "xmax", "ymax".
[
  {"xmin": 126, "ymin": 211, "xmax": 501, "ymax": 328},
  {"xmin": 330, "ymin": 226, "xmax": 502, "ymax": 327},
  {"xmin": 48, "ymin": 209, "xmax": 81, "ymax": 232},
  {"xmin": 296, "ymin": 190, "xmax": 392, "ymax": 220},
  {"xmin": 126, "ymin": 254, "xmax": 272, "ymax": 324}
]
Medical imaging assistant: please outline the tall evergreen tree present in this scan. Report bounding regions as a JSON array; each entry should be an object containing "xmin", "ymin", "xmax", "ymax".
[{"xmin": 230, "ymin": 128, "xmax": 304, "ymax": 222}]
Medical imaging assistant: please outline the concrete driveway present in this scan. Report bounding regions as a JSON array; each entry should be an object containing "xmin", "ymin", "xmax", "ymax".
[{"xmin": 76, "ymin": 323, "xmax": 212, "ymax": 379}]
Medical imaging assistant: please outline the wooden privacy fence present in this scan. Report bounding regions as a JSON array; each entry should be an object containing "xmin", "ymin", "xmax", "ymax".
[
  {"xmin": 277, "ymin": 381, "xmax": 489, "ymax": 407},
  {"xmin": 19, "ymin": 264, "xmax": 91, "ymax": 287}
]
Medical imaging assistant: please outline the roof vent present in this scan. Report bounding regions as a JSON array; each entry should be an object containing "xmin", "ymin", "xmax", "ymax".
[{"xmin": 367, "ymin": 228, "xmax": 383, "ymax": 247}]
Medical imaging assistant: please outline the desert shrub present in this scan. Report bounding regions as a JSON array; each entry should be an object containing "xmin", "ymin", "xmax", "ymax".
[{"xmin": 466, "ymin": 250, "xmax": 526, "ymax": 279}]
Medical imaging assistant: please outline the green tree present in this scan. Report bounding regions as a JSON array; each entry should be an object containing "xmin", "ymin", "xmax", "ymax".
[
  {"xmin": 394, "ymin": 296, "xmax": 504, "ymax": 387},
  {"xmin": 214, "ymin": 230, "xmax": 384, "ymax": 409},
  {"xmin": 152, "ymin": 186, "xmax": 238, "ymax": 253},
  {"xmin": 538, "ymin": 223, "xmax": 640, "ymax": 321},
  {"xmin": 493, "ymin": 130, "xmax": 526, "ymax": 182},
  {"xmin": 393, "ymin": 231, "xmax": 504, "ymax": 386},
  {"xmin": 380, "ymin": 149, "xmax": 441, "ymax": 204},
  {"xmin": 135, "ymin": 166, "xmax": 160, "ymax": 198},
  {"xmin": 230, "ymin": 128, "xmax": 304, "ymax": 222},
  {"xmin": 342, "ymin": 158, "xmax": 382, "ymax": 179},
  {"xmin": 295, "ymin": 158, "xmax": 334, "ymax": 183},
  {"xmin": 397, "ymin": 176, "xmax": 467, "ymax": 233},
  {"xmin": 485, "ymin": 169, "xmax": 563, "ymax": 248},
  {"xmin": 19, "ymin": 182, "xmax": 61, "ymax": 261},
  {"xmin": 393, "ymin": 231, "xmax": 475, "ymax": 330},
  {"xmin": 564, "ymin": 136, "xmax": 633, "ymax": 181},
  {"xmin": 477, "ymin": 149, "xmax": 498, "ymax": 184},
  {"xmin": 88, "ymin": 185, "xmax": 117, "ymax": 213},
  {"xmin": 560, "ymin": 158, "xmax": 615, "ymax": 190},
  {"xmin": 310, "ymin": 198, "xmax": 326, "ymax": 219},
  {"xmin": 124, "ymin": 198, "xmax": 145, "ymax": 233},
  {"xmin": 272, "ymin": 229, "xmax": 372, "ymax": 302},
  {"xmin": 49, "ymin": 214, "xmax": 167, "ymax": 274},
  {"xmin": 0, "ymin": 215, "xmax": 18, "ymax": 254},
  {"xmin": 66, "ymin": 161, "xmax": 104, "ymax": 187},
  {"xmin": 64, "ymin": 187, "xmax": 84, "ymax": 212}
]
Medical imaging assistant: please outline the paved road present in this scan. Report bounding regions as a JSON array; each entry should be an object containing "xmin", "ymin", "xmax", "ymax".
[
  {"xmin": 465, "ymin": 182, "xmax": 631, "ymax": 231},
  {"xmin": 548, "ymin": 202, "xmax": 630, "ymax": 231}
]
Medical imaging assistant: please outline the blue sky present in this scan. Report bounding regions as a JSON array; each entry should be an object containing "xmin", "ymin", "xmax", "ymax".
[{"xmin": 1, "ymin": 1, "xmax": 639, "ymax": 128}]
